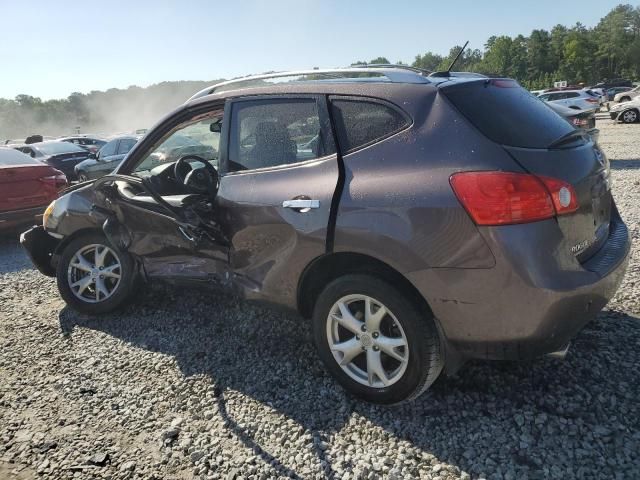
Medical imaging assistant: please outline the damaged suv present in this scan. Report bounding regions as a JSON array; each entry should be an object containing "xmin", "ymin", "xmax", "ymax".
[{"xmin": 21, "ymin": 68, "xmax": 630, "ymax": 404}]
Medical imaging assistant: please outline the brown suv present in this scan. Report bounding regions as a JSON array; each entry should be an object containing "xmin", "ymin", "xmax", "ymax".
[{"xmin": 21, "ymin": 68, "xmax": 630, "ymax": 404}]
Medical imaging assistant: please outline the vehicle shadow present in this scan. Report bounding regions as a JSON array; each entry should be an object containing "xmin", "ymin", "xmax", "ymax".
[
  {"xmin": 58, "ymin": 285, "xmax": 640, "ymax": 478},
  {"xmin": 0, "ymin": 231, "xmax": 35, "ymax": 274}
]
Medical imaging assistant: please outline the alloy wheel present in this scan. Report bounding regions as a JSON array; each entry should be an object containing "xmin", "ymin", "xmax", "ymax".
[
  {"xmin": 622, "ymin": 110, "xmax": 638, "ymax": 123},
  {"xmin": 326, "ymin": 294, "xmax": 409, "ymax": 388},
  {"xmin": 67, "ymin": 244, "xmax": 122, "ymax": 303}
]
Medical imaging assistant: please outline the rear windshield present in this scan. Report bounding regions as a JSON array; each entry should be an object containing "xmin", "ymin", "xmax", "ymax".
[
  {"xmin": 36, "ymin": 142, "xmax": 86, "ymax": 155},
  {"xmin": 0, "ymin": 148, "xmax": 40, "ymax": 166},
  {"xmin": 442, "ymin": 79, "xmax": 575, "ymax": 148}
]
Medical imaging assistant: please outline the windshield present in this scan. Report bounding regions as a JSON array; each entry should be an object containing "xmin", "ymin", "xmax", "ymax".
[
  {"xmin": 132, "ymin": 113, "xmax": 222, "ymax": 175},
  {"xmin": 36, "ymin": 141, "xmax": 86, "ymax": 155}
]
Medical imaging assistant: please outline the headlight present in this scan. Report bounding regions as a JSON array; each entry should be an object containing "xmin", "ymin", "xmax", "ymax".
[{"xmin": 42, "ymin": 200, "xmax": 56, "ymax": 228}]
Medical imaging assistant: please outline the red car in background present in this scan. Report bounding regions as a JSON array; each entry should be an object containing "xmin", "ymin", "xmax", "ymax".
[{"xmin": 0, "ymin": 148, "xmax": 67, "ymax": 232}]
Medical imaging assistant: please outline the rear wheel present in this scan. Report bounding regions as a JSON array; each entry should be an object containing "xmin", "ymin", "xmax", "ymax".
[
  {"xmin": 621, "ymin": 109, "xmax": 639, "ymax": 124},
  {"xmin": 312, "ymin": 274, "xmax": 443, "ymax": 404},
  {"xmin": 56, "ymin": 233, "xmax": 137, "ymax": 314}
]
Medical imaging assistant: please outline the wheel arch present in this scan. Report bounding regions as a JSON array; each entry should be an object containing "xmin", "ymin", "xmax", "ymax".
[
  {"xmin": 53, "ymin": 227, "xmax": 104, "ymax": 257},
  {"xmin": 297, "ymin": 252, "xmax": 433, "ymax": 321}
]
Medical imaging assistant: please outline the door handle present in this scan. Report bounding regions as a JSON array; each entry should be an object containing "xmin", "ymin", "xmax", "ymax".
[{"xmin": 282, "ymin": 199, "xmax": 320, "ymax": 210}]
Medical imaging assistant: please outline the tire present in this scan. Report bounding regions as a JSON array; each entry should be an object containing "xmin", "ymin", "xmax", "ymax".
[
  {"xmin": 56, "ymin": 232, "xmax": 138, "ymax": 314},
  {"xmin": 621, "ymin": 109, "xmax": 639, "ymax": 124},
  {"xmin": 312, "ymin": 274, "xmax": 443, "ymax": 405}
]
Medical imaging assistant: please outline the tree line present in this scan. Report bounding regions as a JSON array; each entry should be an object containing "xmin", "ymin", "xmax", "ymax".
[
  {"xmin": 1, "ymin": 4, "xmax": 638, "ymax": 141},
  {"xmin": 363, "ymin": 4, "xmax": 640, "ymax": 89}
]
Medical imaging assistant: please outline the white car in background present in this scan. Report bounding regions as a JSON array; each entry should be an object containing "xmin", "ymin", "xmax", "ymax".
[
  {"xmin": 612, "ymin": 85, "xmax": 640, "ymax": 104},
  {"xmin": 609, "ymin": 97, "xmax": 640, "ymax": 123},
  {"xmin": 538, "ymin": 90, "xmax": 600, "ymax": 111}
]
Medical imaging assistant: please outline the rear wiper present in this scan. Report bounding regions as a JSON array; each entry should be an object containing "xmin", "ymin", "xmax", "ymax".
[{"xmin": 548, "ymin": 130, "xmax": 586, "ymax": 149}]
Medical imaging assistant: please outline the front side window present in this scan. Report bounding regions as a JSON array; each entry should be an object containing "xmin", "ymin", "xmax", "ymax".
[
  {"xmin": 330, "ymin": 98, "xmax": 409, "ymax": 153},
  {"xmin": 99, "ymin": 140, "xmax": 118, "ymax": 158},
  {"xmin": 132, "ymin": 112, "xmax": 222, "ymax": 176},
  {"xmin": 117, "ymin": 138, "xmax": 137, "ymax": 155},
  {"xmin": 227, "ymin": 98, "xmax": 330, "ymax": 172}
]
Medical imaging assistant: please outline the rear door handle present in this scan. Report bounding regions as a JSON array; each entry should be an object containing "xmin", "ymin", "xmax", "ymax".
[{"xmin": 282, "ymin": 199, "xmax": 320, "ymax": 210}]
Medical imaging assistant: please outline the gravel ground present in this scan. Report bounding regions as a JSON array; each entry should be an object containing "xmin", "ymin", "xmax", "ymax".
[{"xmin": 1, "ymin": 116, "xmax": 639, "ymax": 480}]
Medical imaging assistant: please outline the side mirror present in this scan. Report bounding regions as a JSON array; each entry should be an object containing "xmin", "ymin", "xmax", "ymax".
[
  {"xmin": 88, "ymin": 152, "xmax": 97, "ymax": 160},
  {"xmin": 209, "ymin": 122, "xmax": 222, "ymax": 133}
]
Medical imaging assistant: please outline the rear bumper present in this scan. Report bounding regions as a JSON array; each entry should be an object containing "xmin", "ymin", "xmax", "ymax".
[
  {"xmin": 408, "ymin": 215, "xmax": 630, "ymax": 361},
  {"xmin": 20, "ymin": 225, "xmax": 60, "ymax": 276},
  {"xmin": 0, "ymin": 206, "xmax": 46, "ymax": 231}
]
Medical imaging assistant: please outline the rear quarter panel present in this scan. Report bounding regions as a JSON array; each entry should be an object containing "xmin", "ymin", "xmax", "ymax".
[{"xmin": 333, "ymin": 86, "xmax": 521, "ymax": 274}]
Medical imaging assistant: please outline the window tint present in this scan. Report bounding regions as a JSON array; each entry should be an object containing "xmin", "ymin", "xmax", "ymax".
[
  {"xmin": 228, "ymin": 98, "xmax": 331, "ymax": 171},
  {"xmin": 99, "ymin": 140, "xmax": 118, "ymax": 157},
  {"xmin": 443, "ymin": 79, "xmax": 575, "ymax": 149},
  {"xmin": 116, "ymin": 138, "xmax": 137, "ymax": 155},
  {"xmin": 566, "ymin": 92, "xmax": 580, "ymax": 98},
  {"xmin": 330, "ymin": 98, "xmax": 409, "ymax": 153}
]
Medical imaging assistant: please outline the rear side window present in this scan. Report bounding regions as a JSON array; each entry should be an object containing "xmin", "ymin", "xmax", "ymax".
[
  {"xmin": 443, "ymin": 79, "xmax": 575, "ymax": 148},
  {"xmin": 330, "ymin": 98, "xmax": 409, "ymax": 153}
]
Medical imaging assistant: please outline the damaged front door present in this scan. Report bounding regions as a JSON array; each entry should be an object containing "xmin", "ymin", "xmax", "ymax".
[
  {"xmin": 99, "ymin": 107, "xmax": 230, "ymax": 283},
  {"xmin": 216, "ymin": 95, "xmax": 339, "ymax": 307}
]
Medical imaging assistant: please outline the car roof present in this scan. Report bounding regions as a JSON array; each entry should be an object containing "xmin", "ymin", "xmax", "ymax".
[{"xmin": 185, "ymin": 67, "xmax": 496, "ymax": 104}]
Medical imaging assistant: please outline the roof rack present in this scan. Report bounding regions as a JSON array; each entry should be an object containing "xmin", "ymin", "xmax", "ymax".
[
  {"xmin": 187, "ymin": 67, "xmax": 431, "ymax": 102},
  {"xmin": 350, "ymin": 63, "xmax": 432, "ymax": 75}
]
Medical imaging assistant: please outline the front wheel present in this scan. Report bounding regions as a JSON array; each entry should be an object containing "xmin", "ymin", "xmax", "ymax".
[
  {"xmin": 621, "ymin": 109, "xmax": 639, "ymax": 124},
  {"xmin": 312, "ymin": 274, "xmax": 443, "ymax": 404},
  {"xmin": 56, "ymin": 233, "xmax": 138, "ymax": 314}
]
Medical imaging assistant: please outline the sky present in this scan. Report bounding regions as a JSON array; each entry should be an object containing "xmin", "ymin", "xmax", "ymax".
[{"xmin": 0, "ymin": 0, "xmax": 623, "ymax": 100}]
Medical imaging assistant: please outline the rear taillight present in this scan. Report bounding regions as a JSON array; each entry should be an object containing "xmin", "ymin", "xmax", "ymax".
[
  {"xmin": 585, "ymin": 98, "xmax": 599, "ymax": 104},
  {"xmin": 450, "ymin": 171, "xmax": 578, "ymax": 226},
  {"xmin": 39, "ymin": 174, "xmax": 68, "ymax": 190}
]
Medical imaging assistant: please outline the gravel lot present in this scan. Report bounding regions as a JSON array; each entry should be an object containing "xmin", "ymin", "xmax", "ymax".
[{"xmin": 1, "ymin": 116, "xmax": 639, "ymax": 480}]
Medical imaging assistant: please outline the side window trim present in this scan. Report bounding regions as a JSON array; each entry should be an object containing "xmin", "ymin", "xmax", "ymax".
[
  {"xmin": 328, "ymin": 95, "xmax": 412, "ymax": 156},
  {"xmin": 220, "ymin": 94, "xmax": 336, "ymax": 176}
]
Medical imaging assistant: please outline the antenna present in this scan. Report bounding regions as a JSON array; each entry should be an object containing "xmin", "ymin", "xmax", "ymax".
[
  {"xmin": 429, "ymin": 41, "xmax": 471, "ymax": 78},
  {"xmin": 447, "ymin": 41, "xmax": 469, "ymax": 73}
]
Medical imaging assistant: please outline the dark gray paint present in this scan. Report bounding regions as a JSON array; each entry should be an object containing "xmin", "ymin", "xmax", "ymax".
[{"xmin": 21, "ymin": 78, "xmax": 631, "ymax": 364}]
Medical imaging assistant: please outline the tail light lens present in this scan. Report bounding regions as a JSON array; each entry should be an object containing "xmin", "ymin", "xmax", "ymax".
[
  {"xmin": 585, "ymin": 98, "xmax": 599, "ymax": 104},
  {"xmin": 450, "ymin": 171, "xmax": 578, "ymax": 226},
  {"xmin": 39, "ymin": 173, "xmax": 68, "ymax": 190}
]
